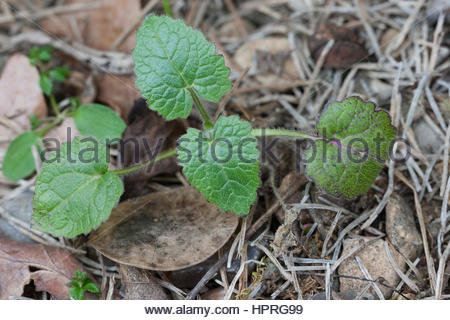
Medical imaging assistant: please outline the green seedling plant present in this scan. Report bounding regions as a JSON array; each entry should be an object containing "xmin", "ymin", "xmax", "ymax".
[
  {"xmin": 30, "ymin": 15, "xmax": 397, "ymax": 238},
  {"xmin": 2, "ymin": 46, "xmax": 126, "ymax": 182},
  {"xmin": 68, "ymin": 270, "xmax": 101, "ymax": 300}
]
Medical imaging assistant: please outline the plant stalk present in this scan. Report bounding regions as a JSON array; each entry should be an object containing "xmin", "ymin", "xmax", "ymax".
[
  {"xmin": 49, "ymin": 94, "xmax": 61, "ymax": 116},
  {"xmin": 188, "ymin": 88, "xmax": 214, "ymax": 130},
  {"xmin": 111, "ymin": 128, "xmax": 319, "ymax": 176},
  {"xmin": 111, "ymin": 148, "xmax": 177, "ymax": 176},
  {"xmin": 36, "ymin": 114, "xmax": 66, "ymax": 137},
  {"xmin": 163, "ymin": 0, "xmax": 172, "ymax": 17},
  {"xmin": 251, "ymin": 128, "xmax": 320, "ymax": 140}
]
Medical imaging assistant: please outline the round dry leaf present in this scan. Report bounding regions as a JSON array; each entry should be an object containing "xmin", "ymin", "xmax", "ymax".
[
  {"xmin": 89, "ymin": 187, "xmax": 239, "ymax": 271},
  {"xmin": 309, "ymin": 24, "xmax": 368, "ymax": 68},
  {"xmin": 233, "ymin": 37, "xmax": 297, "ymax": 85},
  {"xmin": 0, "ymin": 53, "xmax": 47, "ymax": 139}
]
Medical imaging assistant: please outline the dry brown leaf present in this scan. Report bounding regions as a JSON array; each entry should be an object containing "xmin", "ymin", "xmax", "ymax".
[
  {"xmin": 234, "ymin": 37, "xmax": 298, "ymax": 86},
  {"xmin": 95, "ymin": 74, "xmax": 140, "ymax": 121},
  {"xmin": 218, "ymin": 20, "xmax": 255, "ymax": 38},
  {"xmin": 63, "ymin": 71, "xmax": 96, "ymax": 104},
  {"xmin": 0, "ymin": 53, "xmax": 47, "ymax": 140},
  {"xmin": 309, "ymin": 24, "xmax": 368, "ymax": 68},
  {"xmin": 120, "ymin": 265, "xmax": 168, "ymax": 300},
  {"xmin": 89, "ymin": 187, "xmax": 239, "ymax": 271},
  {"xmin": 120, "ymin": 99, "xmax": 186, "ymax": 199},
  {"xmin": 40, "ymin": 0, "xmax": 141, "ymax": 52},
  {"xmin": 0, "ymin": 255, "xmax": 29, "ymax": 299},
  {"xmin": 0, "ymin": 236, "xmax": 93, "ymax": 299}
]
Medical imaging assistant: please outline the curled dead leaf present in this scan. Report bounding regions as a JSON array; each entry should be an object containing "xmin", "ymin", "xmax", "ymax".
[
  {"xmin": 0, "ymin": 53, "xmax": 47, "ymax": 140},
  {"xmin": 0, "ymin": 236, "xmax": 94, "ymax": 299}
]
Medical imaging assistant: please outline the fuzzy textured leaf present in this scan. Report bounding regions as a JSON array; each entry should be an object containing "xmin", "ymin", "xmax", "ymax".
[
  {"xmin": 177, "ymin": 116, "xmax": 259, "ymax": 215},
  {"xmin": 33, "ymin": 137, "xmax": 123, "ymax": 237},
  {"xmin": 304, "ymin": 97, "xmax": 397, "ymax": 198},
  {"xmin": 2, "ymin": 132, "xmax": 39, "ymax": 181},
  {"xmin": 133, "ymin": 15, "xmax": 231, "ymax": 120}
]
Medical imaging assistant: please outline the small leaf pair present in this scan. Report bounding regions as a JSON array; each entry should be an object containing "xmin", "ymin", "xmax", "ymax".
[
  {"xmin": 2, "ymin": 104, "xmax": 125, "ymax": 182},
  {"xmin": 39, "ymin": 67, "xmax": 70, "ymax": 96},
  {"xmin": 28, "ymin": 46, "xmax": 70, "ymax": 96},
  {"xmin": 68, "ymin": 270, "xmax": 101, "ymax": 300},
  {"xmin": 28, "ymin": 45, "xmax": 53, "ymax": 66}
]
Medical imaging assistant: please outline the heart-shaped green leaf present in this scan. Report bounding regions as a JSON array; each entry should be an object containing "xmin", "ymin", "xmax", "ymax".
[
  {"xmin": 304, "ymin": 97, "xmax": 397, "ymax": 198},
  {"xmin": 2, "ymin": 132, "xmax": 40, "ymax": 181},
  {"xmin": 73, "ymin": 103, "xmax": 126, "ymax": 144},
  {"xmin": 33, "ymin": 137, "xmax": 123, "ymax": 237},
  {"xmin": 133, "ymin": 15, "xmax": 231, "ymax": 120},
  {"xmin": 177, "ymin": 116, "xmax": 259, "ymax": 215}
]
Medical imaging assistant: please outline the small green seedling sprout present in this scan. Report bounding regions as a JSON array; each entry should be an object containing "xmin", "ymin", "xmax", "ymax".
[
  {"xmin": 2, "ymin": 46, "xmax": 126, "ymax": 182},
  {"xmin": 28, "ymin": 46, "xmax": 70, "ymax": 98},
  {"xmin": 28, "ymin": 45, "xmax": 53, "ymax": 66},
  {"xmin": 68, "ymin": 270, "xmax": 101, "ymax": 300},
  {"xmin": 30, "ymin": 15, "xmax": 397, "ymax": 238}
]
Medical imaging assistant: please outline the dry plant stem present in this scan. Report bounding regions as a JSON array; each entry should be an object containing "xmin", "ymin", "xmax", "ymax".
[
  {"xmin": 384, "ymin": 242, "xmax": 419, "ymax": 293},
  {"xmin": 354, "ymin": 0, "xmax": 382, "ymax": 60},
  {"xmin": 247, "ymin": 187, "xmax": 300, "ymax": 237},
  {"xmin": 223, "ymin": 0, "xmax": 248, "ymax": 37},
  {"xmin": 233, "ymin": 80, "xmax": 314, "ymax": 95},
  {"xmin": 9, "ymin": 31, "xmax": 134, "ymax": 74},
  {"xmin": 225, "ymin": 243, "xmax": 247, "ymax": 300},
  {"xmin": 386, "ymin": 0, "xmax": 425, "ymax": 54},
  {"xmin": 298, "ymin": 39, "xmax": 334, "ymax": 112},
  {"xmin": 440, "ymin": 126, "xmax": 450, "ymax": 197},
  {"xmin": 321, "ymin": 209, "xmax": 342, "ymax": 258},
  {"xmin": 395, "ymin": 171, "xmax": 437, "ymax": 294},
  {"xmin": 214, "ymin": 67, "xmax": 249, "ymax": 120},
  {"xmin": 110, "ymin": 0, "xmax": 159, "ymax": 50},
  {"xmin": 438, "ymin": 177, "xmax": 450, "ymax": 258},
  {"xmin": 185, "ymin": 0, "xmax": 201, "ymax": 26},
  {"xmin": 186, "ymin": 253, "xmax": 228, "ymax": 300},
  {"xmin": 435, "ymin": 241, "xmax": 450, "ymax": 299},
  {"xmin": 0, "ymin": 1, "xmax": 102, "ymax": 25},
  {"xmin": 355, "ymin": 256, "xmax": 384, "ymax": 299}
]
